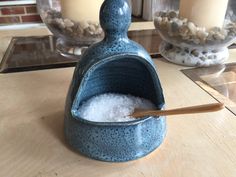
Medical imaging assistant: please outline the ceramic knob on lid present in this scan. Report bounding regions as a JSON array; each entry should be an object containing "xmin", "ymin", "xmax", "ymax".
[
  {"xmin": 153, "ymin": 0, "xmax": 236, "ymax": 67},
  {"xmin": 100, "ymin": 0, "xmax": 131, "ymax": 36},
  {"xmin": 64, "ymin": 0, "xmax": 166, "ymax": 162}
]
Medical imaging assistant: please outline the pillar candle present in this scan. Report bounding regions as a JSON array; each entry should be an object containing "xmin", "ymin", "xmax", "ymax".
[
  {"xmin": 60, "ymin": 0, "xmax": 104, "ymax": 22},
  {"xmin": 179, "ymin": 0, "xmax": 229, "ymax": 30}
]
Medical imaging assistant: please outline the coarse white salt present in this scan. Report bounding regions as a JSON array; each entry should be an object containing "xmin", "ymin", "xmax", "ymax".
[{"xmin": 77, "ymin": 93, "xmax": 156, "ymax": 122}]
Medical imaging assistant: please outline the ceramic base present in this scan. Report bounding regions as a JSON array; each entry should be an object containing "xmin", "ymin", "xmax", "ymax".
[{"xmin": 159, "ymin": 41, "xmax": 229, "ymax": 67}]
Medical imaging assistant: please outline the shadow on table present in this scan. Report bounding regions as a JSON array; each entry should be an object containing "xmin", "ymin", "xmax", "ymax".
[{"xmin": 40, "ymin": 110, "xmax": 67, "ymax": 146}]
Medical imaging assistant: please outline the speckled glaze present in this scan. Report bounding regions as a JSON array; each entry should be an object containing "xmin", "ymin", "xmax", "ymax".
[{"xmin": 64, "ymin": 0, "xmax": 166, "ymax": 162}]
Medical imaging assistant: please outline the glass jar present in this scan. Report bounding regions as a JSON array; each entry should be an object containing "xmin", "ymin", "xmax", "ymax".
[
  {"xmin": 153, "ymin": 0, "xmax": 236, "ymax": 67},
  {"xmin": 37, "ymin": 0, "xmax": 104, "ymax": 58}
]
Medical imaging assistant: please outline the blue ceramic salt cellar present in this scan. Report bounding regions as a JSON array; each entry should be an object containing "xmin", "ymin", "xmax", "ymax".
[{"xmin": 64, "ymin": 0, "xmax": 166, "ymax": 162}]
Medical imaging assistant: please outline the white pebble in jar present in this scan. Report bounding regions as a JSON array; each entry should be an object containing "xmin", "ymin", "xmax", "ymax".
[{"xmin": 77, "ymin": 93, "xmax": 156, "ymax": 122}]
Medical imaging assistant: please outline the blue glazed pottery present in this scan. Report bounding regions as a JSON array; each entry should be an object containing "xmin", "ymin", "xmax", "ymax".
[{"xmin": 64, "ymin": 0, "xmax": 166, "ymax": 162}]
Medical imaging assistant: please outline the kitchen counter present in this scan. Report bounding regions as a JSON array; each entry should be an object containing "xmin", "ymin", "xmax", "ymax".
[{"xmin": 0, "ymin": 23, "xmax": 236, "ymax": 177}]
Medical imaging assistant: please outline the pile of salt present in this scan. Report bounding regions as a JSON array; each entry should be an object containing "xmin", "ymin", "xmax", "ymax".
[{"xmin": 77, "ymin": 93, "xmax": 156, "ymax": 122}]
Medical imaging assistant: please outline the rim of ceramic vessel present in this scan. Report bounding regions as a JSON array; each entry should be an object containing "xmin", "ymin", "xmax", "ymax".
[{"xmin": 71, "ymin": 53, "xmax": 165, "ymax": 127}]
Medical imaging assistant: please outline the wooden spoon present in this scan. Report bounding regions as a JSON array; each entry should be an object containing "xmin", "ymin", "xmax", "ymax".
[{"xmin": 131, "ymin": 103, "xmax": 225, "ymax": 118}]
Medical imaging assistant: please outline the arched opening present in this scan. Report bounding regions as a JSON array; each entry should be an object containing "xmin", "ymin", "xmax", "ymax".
[{"xmin": 72, "ymin": 57, "xmax": 165, "ymax": 117}]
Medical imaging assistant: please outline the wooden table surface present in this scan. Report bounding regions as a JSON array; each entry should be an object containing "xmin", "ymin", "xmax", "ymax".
[{"xmin": 0, "ymin": 23, "xmax": 236, "ymax": 177}]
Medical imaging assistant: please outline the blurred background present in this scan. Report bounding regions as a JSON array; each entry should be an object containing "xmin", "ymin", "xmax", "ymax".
[
  {"xmin": 0, "ymin": 0, "xmax": 235, "ymax": 26},
  {"xmin": 0, "ymin": 0, "xmax": 164, "ymax": 26}
]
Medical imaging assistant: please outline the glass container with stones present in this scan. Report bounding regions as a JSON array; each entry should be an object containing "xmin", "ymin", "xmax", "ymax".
[
  {"xmin": 153, "ymin": 0, "xmax": 236, "ymax": 67},
  {"xmin": 37, "ymin": 0, "xmax": 104, "ymax": 58}
]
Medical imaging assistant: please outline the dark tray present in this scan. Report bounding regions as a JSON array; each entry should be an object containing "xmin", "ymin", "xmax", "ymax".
[{"xmin": 0, "ymin": 29, "xmax": 162, "ymax": 73}]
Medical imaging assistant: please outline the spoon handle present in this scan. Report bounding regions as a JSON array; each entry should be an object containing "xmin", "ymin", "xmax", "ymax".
[{"xmin": 131, "ymin": 103, "xmax": 225, "ymax": 118}]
